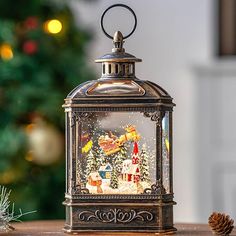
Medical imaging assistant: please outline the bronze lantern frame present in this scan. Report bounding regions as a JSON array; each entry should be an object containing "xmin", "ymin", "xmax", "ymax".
[{"xmin": 63, "ymin": 4, "xmax": 176, "ymax": 234}]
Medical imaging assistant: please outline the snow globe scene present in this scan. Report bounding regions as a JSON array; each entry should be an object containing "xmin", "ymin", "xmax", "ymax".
[{"xmin": 77, "ymin": 111, "xmax": 159, "ymax": 195}]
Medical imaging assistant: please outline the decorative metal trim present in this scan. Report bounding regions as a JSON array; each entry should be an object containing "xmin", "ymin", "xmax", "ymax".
[
  {"xmin": 70, "ymin": 112, "xmax": 92, "ymax": 127},
  {"xmin": 67, "ymin": 107, "xmax": 164, "ymax": 112},
  {"xmin": 144, "ymin": 180, "xmax": 166, "ymax": 195},
  {"xmin": 143, "ymin": 111, "xmax": 165, "ymax": 126},
  {"xmin": 77, "ymin": 208, "xmax": 154, "ymax": 223},
  {"xmin": 71, "ymin": 181, "xmax": 89, "ymax": 194},
  {"xmin": 68, "ymin": 193, "xmax": 173, "ymax": 201}
]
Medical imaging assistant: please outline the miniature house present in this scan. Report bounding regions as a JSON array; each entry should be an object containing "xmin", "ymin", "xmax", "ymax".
[
  {"xmin": 98, "ymin": 163, "xmax": 112, "ymax": 179},
  {"xmin": 121, "ymin": 159, "xmax": 132, "ymax": 181},
  {"xmin": 121, "ymin": 161, "xmax": 140, "ymax": 182},
  {"xmin": 131, "ymin": 142, "xmax": 139, "ymax": 164},
  {"xmin": 121, "ymin": 142, "xmax": 140, "ymax": 182}
]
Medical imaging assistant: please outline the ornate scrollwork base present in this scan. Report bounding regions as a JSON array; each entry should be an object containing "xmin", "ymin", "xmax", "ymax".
[{"xmin": 75, "ymin": 208, "xmax": 154, "ymax": 224}]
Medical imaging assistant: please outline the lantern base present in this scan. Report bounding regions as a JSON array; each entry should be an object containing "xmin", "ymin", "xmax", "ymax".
[
  {"xmin": 63, "ymin": 227, "xmax": 177, "ymax": 234},
  {"xmin": 63, "ymin": 226, "xmax": 177, "ymax": 234},
  {"xmin": 63, "ymin": 197, "xmax": 176, "ymax": 234}
]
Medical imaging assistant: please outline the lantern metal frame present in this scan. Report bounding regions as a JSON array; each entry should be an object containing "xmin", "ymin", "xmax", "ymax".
[{"xmin": 63, "ymin": 4, "xmax": 176, "ymax": 234}]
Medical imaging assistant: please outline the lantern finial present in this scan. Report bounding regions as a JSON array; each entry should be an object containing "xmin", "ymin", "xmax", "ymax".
[{"xmin": 112, "ymin": 31, "xmax": 124, "ymax": 53}]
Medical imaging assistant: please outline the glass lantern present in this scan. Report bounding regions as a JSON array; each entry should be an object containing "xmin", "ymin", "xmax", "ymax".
[{"xmin": 63, "ymin": 5, "xmax": 176, "ymax": 233}]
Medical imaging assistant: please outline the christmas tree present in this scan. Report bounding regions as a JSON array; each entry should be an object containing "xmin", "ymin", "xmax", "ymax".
[
  {"xmin": 110, "ymin": 170, "xmax": 118, "ymax": 189},
  {"xmin": 113, "ymin": 145, "xmax": 127, "ymax": 173},
  {"xmin": 94, "ymin": 146, "xmax": 107, "ymax": 169},
  {"xmin": 108, "ymin": 145, "xmax": 127, "ymax": 189},
  {"xmin": 140, "ymin": 144, "xmax": 150, "ymax": 182},
  {"xmin": 85, "ymin": 150, "xmax": 98, "ymax": 179},
  {"xmin": 0, "ymin": 0, "xmax": 95, "ymax": 220}
]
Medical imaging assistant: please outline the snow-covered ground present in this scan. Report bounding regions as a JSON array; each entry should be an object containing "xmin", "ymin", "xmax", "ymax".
[{"xmin": 86, "ymin": 178, "xmax": 151, "ymax": 194}]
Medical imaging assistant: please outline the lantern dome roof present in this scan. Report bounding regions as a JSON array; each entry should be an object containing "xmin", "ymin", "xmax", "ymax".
[
  {"xmin": 63, "ymin": 78, "xmax": 174, "ymax": 109},
  {"xmin": 63, "ymin": 31, "xmax": 174, "ymax": 110}
]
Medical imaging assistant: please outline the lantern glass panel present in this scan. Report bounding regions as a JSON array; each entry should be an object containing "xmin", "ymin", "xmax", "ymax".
[
  {"xmin": 162, "ymin": 111, "xmax": 170, "ymax": 193},
  {"xmin": 78, "ymin": 111, "xmax": 156, "ymax": 194}
]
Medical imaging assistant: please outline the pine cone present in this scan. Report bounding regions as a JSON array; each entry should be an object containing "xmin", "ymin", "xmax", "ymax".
[{"xmin": 208, "ymin": 212, "xmax": 234, "ymax": 235}]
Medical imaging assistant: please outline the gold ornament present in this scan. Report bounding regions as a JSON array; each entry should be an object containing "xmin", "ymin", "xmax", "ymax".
[
  {"xmin": 208, "ymin": 212, "xmax": 234, "ymax": 235},
  {"xmin": 25, "ymin": 117, "xmax": 63, "ymax": 165}
]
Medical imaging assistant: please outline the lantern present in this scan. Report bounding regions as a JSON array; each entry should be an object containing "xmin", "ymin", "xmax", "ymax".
[{"xmin": 63, "ymin": 4, "xmax": 176, "ymax": 234}]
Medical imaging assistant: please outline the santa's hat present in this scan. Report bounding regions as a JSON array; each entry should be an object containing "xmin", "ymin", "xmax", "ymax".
[{"xmin": 133, "ymin": 141, "xmax": 139, "ymax": 154}]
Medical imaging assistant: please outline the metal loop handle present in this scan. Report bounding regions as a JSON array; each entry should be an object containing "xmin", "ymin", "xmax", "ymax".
[{"xmin": 101, "ymin": 4, "xmax": 137, "ymax": 39}]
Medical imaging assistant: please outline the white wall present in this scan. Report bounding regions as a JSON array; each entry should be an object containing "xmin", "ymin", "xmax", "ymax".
[{"xmin": 71, "ymin": 0, "xmax": 214, "ymax": 223}]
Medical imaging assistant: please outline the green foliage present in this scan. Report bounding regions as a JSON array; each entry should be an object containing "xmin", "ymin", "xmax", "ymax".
[
  {"xmin": 110, "ymin": 170, "xmax": 118, "ymax": 189},
  {"xmin": 140, "ymin": 144, "xmax": 150, "ymax": 182},
  {"xmin": 0, "ymin": 0, "xmax": 95, "ymax": 220},
  {"xmin": 112, "ymin": 145, "xmax": 127, "ymax": 173},
  {"xmin": 0, "ymin": 186, "xmax": 36, "ymax": 231},
  {"xmin": 109, "ymin": 145, "xmax": 128, "ymax": 189},
  {"xmin": 94, "ymin": 146, "xmax": 107, "ymax": 169},
  {"xmin": 85, "ymin": 150, "xmax": 98, "ymax": 179}
]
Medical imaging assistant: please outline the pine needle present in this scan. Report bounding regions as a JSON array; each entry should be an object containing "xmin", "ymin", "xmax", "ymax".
[{"xmin": 0, "ymin": 186, "xmax": 36, "ymax": 232}]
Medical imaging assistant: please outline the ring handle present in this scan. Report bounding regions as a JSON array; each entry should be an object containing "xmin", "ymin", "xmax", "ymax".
[{"xmin": 101, "ymin": 4, "xmax": 137, "ymax": 40}]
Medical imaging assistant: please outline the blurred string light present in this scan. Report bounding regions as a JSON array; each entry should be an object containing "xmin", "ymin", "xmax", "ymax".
[
  {"xmin": 0, "ymin": 43, "xmax": 13, "ymax": 60},
  {"xmin": 44, "ymin": 19, "xmax": 62, "ymax": 34}
]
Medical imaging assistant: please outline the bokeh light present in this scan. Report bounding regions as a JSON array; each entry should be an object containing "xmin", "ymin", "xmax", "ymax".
[
  {"xmin": 0, "ymin": 43, "xmax": 13, "ymax": 60},
  {"xmin": 44, "ymin": 19, "xmax": 62, "ymax": 34}
]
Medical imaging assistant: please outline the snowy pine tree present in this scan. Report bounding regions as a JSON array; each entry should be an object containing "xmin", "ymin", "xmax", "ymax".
[
  {"xmin": 113, "ymin": 145, "xmax": 127, "ymax": 173},
  {"xmin": 109, "ymin": 145, "xmax": 128, "ymax": 189},
  {"xmin": 96, "ymin": 147, "xmax": 107, "ymax": 169},
  {"xmin": 113, "ymin": 152, "xmax": 123, "ymax": 173},
  {"xmin": 120, "ymin": 144, "xmax": 128, "ymax": 160},
  {"xmin": 110, "ymin": 170, "xmax": 118, "ymax": 189},
  {"xmin": 85, "ymin": 150, "xmax": 98, "ymax": 179},
  {"xmin": 110, "ymin": 146, "xmax": 127, "ymax": 189},
  {"xmin": 140, "ymin": 144, "xmax": 150, "ymax": 182}
]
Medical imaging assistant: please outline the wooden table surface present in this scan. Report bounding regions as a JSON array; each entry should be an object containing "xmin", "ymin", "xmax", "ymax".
[{"xmin": 0, "ymin": 220, "xmax": 235, "ymax": 235}]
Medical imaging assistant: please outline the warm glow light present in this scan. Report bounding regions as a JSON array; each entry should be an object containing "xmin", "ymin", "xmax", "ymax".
[
  {"xmin": 0, "ymin": 43, "xmax": 13, "ymax": 60},
  {"xmin": 44, "ymin": 19, "xmax": 62, "ymax": 34}
]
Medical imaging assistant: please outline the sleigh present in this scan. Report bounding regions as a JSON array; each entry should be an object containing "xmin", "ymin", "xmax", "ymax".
[{"xmin": 98, "ymin": 125, "xmax": 140, "ymax": 155}]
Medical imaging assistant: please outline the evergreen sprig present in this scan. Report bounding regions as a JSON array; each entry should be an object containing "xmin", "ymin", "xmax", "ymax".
[{"xmin": 0, "ymin": 186, "xmax": 36, "ymax": 232}]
